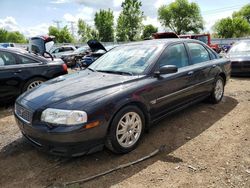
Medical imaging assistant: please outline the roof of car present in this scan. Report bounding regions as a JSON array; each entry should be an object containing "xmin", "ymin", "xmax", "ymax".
[
  {"xmin": 121, "ymin": 38, "xmax": 200, "ymax": 47},
  {"xmin": 0, "ymin": 47, "xmax": 48, "ymax": 62}
]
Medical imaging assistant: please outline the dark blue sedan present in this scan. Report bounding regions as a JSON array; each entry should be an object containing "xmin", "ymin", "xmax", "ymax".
[{"xmin": 15, "ymin": 39, "xmax": 231, "ymax": 156}]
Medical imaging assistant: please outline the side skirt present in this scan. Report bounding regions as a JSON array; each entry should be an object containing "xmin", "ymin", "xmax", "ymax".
[{"xmin": 150, "ymin": 94, "xmax": 210, "ymax": 126}]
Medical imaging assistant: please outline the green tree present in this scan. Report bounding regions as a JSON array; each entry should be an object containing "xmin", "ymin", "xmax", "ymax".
[
  {"xmin": 116, "ymin": 0, "xmax": 144, "ymax": 41},
  {"xmin": 6, "ymin": 31, "xmax": 27, "ymax": 43},
  {"xmin": 213, "ymin": 17, "xmax": 250, "ymax": 38},
  {"xmin": 158, "ymin": 0, "xmax": 203, "ymax": 34},
  {"xmin": 94, "ymin": 9, "xmax": 114, "ymax": 42},
  {"xmin": 48, "ymin": 26, "xmax": 74, "ymax": 43},
  {"xmin": 116, "ymin": 14, "xmax": 128, "ymax": 41},
  {"xmin": 77, "ymin": 19, "xmax": 98, "ymax": 42},
  {"xmin": 233, "ymin": 4, "xmax": 250, "ymax": 23},
  {"xmin": 213, "ymin": 18, "xmax": 234, "ymax": 38},
  {"xmin": 0, "ymin": 28, "xmax": 8, "ymax": 42},
  {"xmin": 48, "ymin": 26, "xmax": 60, "ymax": 41},
  {"xmin": 233, "ymin": 17, "xmax": 250, "ymax": 37},
  {"xmin": 0, "ymin": 29, "xmax": 26, "ymax": 43},
  {"xmin": 58, "ymin": 26, "xmax": 74, "ymax": 43},
  {"xmin": 142, "ymin": 24, "xmax": 158, "ymax": 39}
]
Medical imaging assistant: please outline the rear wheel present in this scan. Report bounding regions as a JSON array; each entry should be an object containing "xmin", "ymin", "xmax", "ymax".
[
  {"xmin": 209, "ymin": 76, "xmax": 225, "ymax": 104},
  {"xmin": 106, "ymin": 105, "xmax": 145, "ymax": 154},
  {"xmin": 23, "ymin": 77, "xmax": 46, "ymax": 92}
]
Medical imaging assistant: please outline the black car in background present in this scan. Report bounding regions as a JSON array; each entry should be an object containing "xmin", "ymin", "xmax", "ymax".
[
  {"xmin": 80, "ymin": 45, "xmax": 118, "ymax": 68},
  {"xmin": 15, "ymin": 39, "xmax": 231, "ymax": 156},
  {"xmin": 0, "ymin": 48, "xmax": 68, "ymax": 103},
  {"xmin": 227, "ymin": 40, "xmax": 250, "ymax": 76}
]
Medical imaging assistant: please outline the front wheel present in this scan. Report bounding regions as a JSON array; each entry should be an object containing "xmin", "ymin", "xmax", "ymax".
[
  {"xmin": 209, "ymin": 76, "xmax": 225, "ymax": 104},
  {"xmin": 106, "ymin": 105, "xmax": 145, "ymax": 154}
]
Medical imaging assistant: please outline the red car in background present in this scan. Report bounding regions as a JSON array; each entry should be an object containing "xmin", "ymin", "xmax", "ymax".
[
  {"xmin": 152, "ymin": 32, "xmax": 221, "ymax": 53},
  {"xmin": 179, "ymin": 34, "xmax": 221, "ymax": 53}
]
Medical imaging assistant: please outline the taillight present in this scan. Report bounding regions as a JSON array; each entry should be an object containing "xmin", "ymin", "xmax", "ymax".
[{"xmin": 62, "ymin": 63, "xmax": 68, "ymax": 72}]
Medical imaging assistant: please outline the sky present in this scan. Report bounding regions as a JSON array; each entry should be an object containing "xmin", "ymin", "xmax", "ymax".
[{"xmin": 0, "ymin": 0, "xmax": 249, "ymax": 38}]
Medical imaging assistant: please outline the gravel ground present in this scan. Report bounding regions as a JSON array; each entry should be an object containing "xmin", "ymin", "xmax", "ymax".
[{"xmin": 0, "ymin": 77, "xmax": 249, "ymax": 188}]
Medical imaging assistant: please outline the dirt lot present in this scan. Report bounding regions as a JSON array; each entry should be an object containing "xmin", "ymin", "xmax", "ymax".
[{"xmin": 0, "ymin": 77, "xmax": 249, "ymax": 188}]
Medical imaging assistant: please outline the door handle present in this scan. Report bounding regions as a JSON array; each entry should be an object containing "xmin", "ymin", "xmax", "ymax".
[
  {"xmin": 14, "ymin": 70, "xmax": 22, "ymax": 74},
  {"xmin": 187, "ymin": 71, "xmax": 194, "ymax": 75}
]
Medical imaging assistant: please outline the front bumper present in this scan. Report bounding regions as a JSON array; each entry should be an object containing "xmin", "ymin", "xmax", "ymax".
[
  {"xmin": 15, "ymin": 114, "xmax": 106, "ymax": 157},
  {"xmin": 231, "ymin": 61, "xmax": 250, "ymax": 76}
]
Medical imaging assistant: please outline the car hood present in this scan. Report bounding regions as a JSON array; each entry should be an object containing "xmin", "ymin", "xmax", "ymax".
[
  {"xmin": 19, "ymin": 70, "xmax": 142, "ymax": 109},
  {"xmin": 87, "ymin": 40, "xmax": 107, "ymax": 52}
]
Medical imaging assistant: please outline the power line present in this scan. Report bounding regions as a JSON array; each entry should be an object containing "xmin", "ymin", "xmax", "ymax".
[{"xmin": 202, "ymin": 4, "xmax": 245, "ymax": 15}]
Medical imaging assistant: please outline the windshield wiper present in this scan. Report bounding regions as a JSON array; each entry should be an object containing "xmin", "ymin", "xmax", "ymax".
[
  {"xmin": 96, "ymin": 70, "xmax": 133, "ymax": 76},
  {"xmin": 87, "ymin": 67, "xmax": 96, "ymax": 72}
]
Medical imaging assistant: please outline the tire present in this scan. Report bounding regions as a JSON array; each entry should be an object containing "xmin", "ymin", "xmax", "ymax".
[
  {"xmin": 22, "ymin": 77, "xmax": 46, "ymax": 92},
  {"xmin": 106, "ymin": 105, "xmax": 145, "ymax": 154},
  {"xmin": 209, "ymin": 76, "xmax": 225, "ymax": 104}
]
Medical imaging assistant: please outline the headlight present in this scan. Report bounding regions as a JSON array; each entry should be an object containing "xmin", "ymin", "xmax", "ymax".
[{"xmin": 41, "ymin": 108, "xmax": 87, "ymax": 125}]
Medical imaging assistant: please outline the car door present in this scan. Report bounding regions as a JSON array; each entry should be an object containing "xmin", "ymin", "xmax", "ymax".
[
  {"xmin": 185, "ymin": 42, "xmax": 216, "ymax": 98},
  {"xmin": 146, "ymin": 43, "xmax": 195, "ymax": 120},
  {"xmin": 14, "ymin": 54, "xmax": 49, "ymax": 85},
  {"xmin": 0, "ymin": 50, "xmax": 23, "ymax": 101}
]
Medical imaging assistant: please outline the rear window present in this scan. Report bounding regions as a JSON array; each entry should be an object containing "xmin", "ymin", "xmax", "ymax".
[
  {"xmin": 19, "ymin": 56, "xmax": 38, "ymax": 64},
  {"xmin": 0, "ymin": 51, "xmax": 16, "ymax": 66}
]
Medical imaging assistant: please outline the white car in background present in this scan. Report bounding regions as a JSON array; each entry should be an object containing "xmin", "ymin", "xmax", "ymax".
[{"xmin": 50, "ymin": 45, "xmax": 76, "ymax": 58}]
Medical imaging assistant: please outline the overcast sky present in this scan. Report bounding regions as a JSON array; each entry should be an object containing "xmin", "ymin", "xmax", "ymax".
[{"xmin": 0, "ymin": 0, "xmax": 249, "ymax": 37}]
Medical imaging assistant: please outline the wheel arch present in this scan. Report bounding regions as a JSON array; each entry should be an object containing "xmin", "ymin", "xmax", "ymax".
[
  {"xmin": 106, "ymin": 100, "xmax": 151, "ymax": 135},
  {"xmin": 218, "ymin": 72, "xmax": 226, "ymax": 84},
  {"xmin": 21, "ymin": 76, "xmax": 48, "ymax": 92}
]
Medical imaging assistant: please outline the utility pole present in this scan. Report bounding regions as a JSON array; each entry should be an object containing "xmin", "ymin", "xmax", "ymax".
[
  {"xmin": 68, "ymin": 21, "xmax": 75, "ymax": 37},
  {"xmin": 53, "ymin": 20, "xmax": 62, "ymax": 30}
]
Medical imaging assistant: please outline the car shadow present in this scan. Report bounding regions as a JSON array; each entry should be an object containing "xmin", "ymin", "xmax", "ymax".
[
  {"xmin": 0, "ymin": 104, "xmax": 14, "ymax": 119},
  {"xmin": 231, "ymin": 75, "xmax": 250, "ymax": 80},
  {"xmin": 0, "ymin": 96, "xmax": 238, "ymax": 188}
]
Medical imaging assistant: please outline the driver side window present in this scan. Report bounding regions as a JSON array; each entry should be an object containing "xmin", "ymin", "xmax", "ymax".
[{"xmin": 158, "ymin": 43, "xmax": 189, "ymax": 68}]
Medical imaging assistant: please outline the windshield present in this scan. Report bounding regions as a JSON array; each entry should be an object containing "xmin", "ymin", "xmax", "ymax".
[
  {"xmin": 89, "ymin": 45, "xmax": 162, "ymax": 75},
  {"xmin": 228, "ymin": 41, "xmax": 250, "ymax": 54}
]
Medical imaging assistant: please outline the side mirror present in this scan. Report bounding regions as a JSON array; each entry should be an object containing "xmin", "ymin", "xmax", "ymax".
[{"xmin": 155, "ymin": 65, "xmax": 178, "ymax": 76}]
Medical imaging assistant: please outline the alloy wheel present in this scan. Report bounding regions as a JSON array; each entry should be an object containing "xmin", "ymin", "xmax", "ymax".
[
  {"xmin": 116, "ymin": 112, "xmax": 142, "ymax": 148},
  {"xmin": 27, "ymin": 80, "xmax": 44, "ymax": 90},
  {"xmin": 214, "ymin": 79, "xmax": 224, "ymax": 101}
]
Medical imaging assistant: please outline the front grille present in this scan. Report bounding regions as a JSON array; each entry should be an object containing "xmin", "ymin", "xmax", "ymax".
[{"xmin": 15, "ymin": 103, "xmax": 33, "ymax": 123}]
